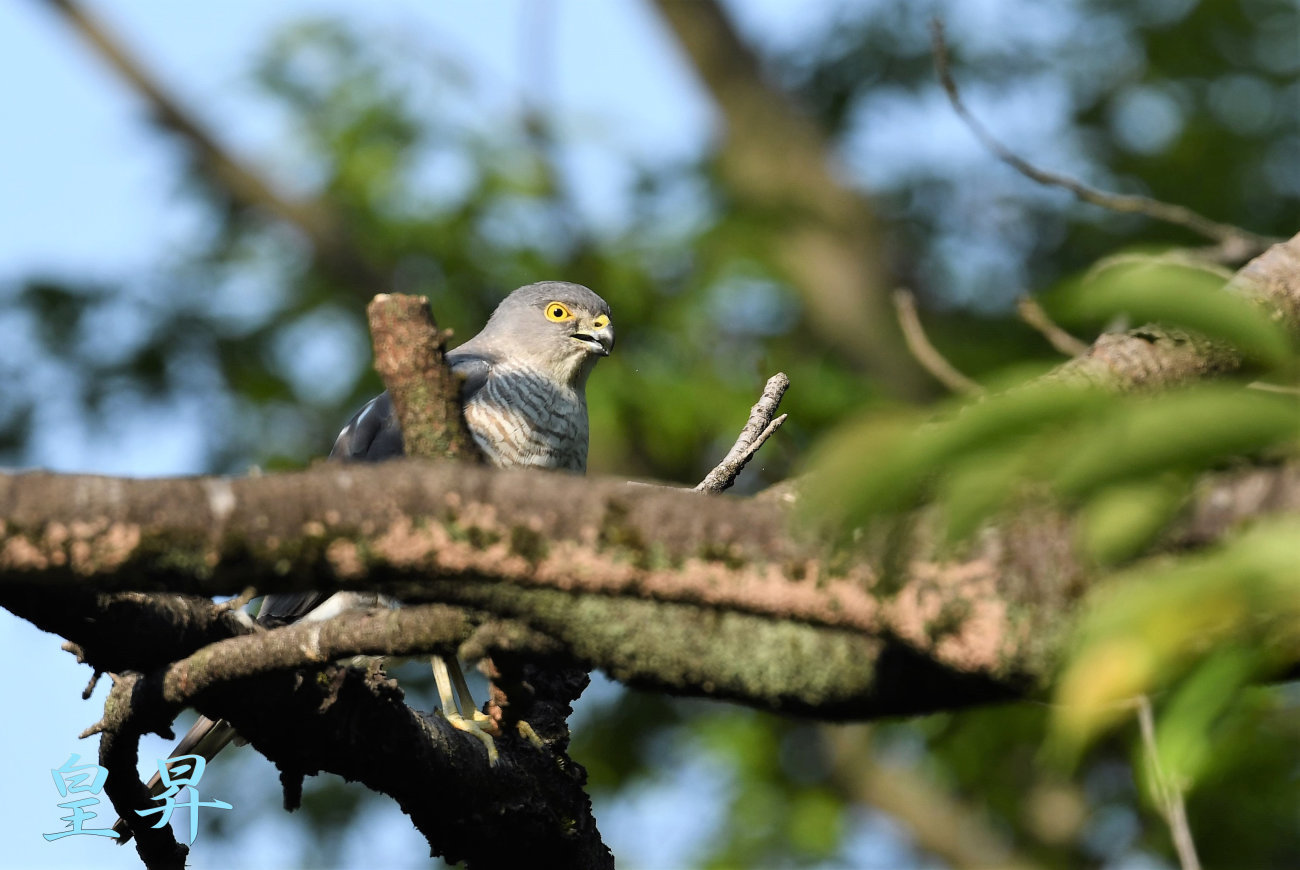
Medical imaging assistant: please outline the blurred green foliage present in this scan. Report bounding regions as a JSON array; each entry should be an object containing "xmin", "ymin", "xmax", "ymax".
[
  {"xmin": 806, "ymin": 268, "xmax": 1298, "ymax": 868},
  {"xmin": 5, "ymin": 0, "xmax": 1299, "ymax": 867},
  {"xmin": 809, "ymin": 381, "xmax": 1297, "ymax": 551},
  {"xmin": 1046, "ymin": 256, "xmax": 1295, "ymax": 366}
]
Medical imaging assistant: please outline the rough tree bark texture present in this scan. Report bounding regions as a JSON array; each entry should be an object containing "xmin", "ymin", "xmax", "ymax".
[
  {"xmin": 366, "ymin": 293, "xmax": 483, "ymax": 462},
  {"xmin": 1048, "ymin": 237, "xmax": 1300, "ymax": 390},
  {"xmin": 5, "ymin": 456, "xmax": 1300, "ymax": 707}
]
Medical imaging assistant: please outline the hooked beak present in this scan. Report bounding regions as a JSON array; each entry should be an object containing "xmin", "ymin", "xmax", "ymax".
[{"xmin": 571, "ymin": 322, "xmax": 615, "ymax": 357}]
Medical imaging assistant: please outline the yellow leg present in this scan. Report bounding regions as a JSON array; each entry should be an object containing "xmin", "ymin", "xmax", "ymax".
[{"xmin": 432, "ymin": 655, "xmax": 499, "ymax": 766}]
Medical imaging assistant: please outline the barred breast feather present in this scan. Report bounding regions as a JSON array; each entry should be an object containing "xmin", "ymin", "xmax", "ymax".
[
  {"xmin": 329, "ymin": 356, "xmax": 588, "ymax": 473},
  {"xmin": 462, "ymin": 360, "xmax": 589, "ymax": 472}
]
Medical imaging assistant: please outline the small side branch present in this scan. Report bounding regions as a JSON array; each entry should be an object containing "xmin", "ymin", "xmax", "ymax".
[
  {"xmin": 1017, "ymin": 296, "xmax": 1090, "ymax": 357},
  {"xmin": 929, "ymin": 19, "xmax": 1279, "ymax": 263},
  {"xmin": 366, "ymin": 294, "xmax": 483, "ymax": 463},
  {"xmin": 696, "ymin": 373, "xmax": 790, "ymax": 493},
  {"xmin": 158, "ymin": 605, "xmax": 475, "ymax": 702},
  {"xmin": 893, "ymin": 289, "xmax": 983, "ymax": 396},
  {"xmin": 95, "ymin": 674, "xmax": 188, "ymax": 869}
]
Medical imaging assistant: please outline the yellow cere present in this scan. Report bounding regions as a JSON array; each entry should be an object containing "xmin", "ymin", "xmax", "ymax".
[
  {"xmin": 545, "ymin": 302, "xmax": 574, "ymax": 322},
  {"xmin": 591, "ymin": 315, "xmax": 610, "ymax": 330}
]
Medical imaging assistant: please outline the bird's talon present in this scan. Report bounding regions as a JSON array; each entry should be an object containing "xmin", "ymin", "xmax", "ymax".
[
  {"xmin": 445, "ymin": 711, "xmax": 500, "ymax": 766},
  {"xmin": 472, "ymin": 709, "xmax": 500, "ymax": 735}
]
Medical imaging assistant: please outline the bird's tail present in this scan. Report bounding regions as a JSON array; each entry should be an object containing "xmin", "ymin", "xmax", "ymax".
[{"xmin": 111, "ymin": 714, "xmax": 239, "ymax": 844}]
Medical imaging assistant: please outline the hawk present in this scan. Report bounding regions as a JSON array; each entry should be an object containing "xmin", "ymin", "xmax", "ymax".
[{"xmin": 115, "ymin": 281, "xmax": 613, "ymax": 840}]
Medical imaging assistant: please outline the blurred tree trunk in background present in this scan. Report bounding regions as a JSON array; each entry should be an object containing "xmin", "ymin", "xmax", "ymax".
[{"xmin": 650, "ymin": 0, "xmax": 933, "ymax": 397}]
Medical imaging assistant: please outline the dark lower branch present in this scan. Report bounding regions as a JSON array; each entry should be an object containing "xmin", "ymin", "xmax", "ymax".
[
  {"xmin": 46, "ymin": 591, "xmax": 610, "ymax": 867},
  {"xmin": 104, "ymin": 651, "xmax": 609, "ymax": 868}
]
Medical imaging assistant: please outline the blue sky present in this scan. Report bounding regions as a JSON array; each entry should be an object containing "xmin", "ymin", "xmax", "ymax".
[{"xmin": 0, "ymin": 0, "xmax": 716, "ymax": 279}]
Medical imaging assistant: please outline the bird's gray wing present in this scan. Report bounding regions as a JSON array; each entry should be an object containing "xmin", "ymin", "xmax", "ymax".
[
  {"xmin": 328, "ymin": 391, "xmax": 406, "ymax": 463},
  {"xmin": 446, "ymin": 348, "xmax": 495, "ymax": 404},
  {"xmin": 258, "ymin": 392, "xmax": 413, "ymax": 626}
]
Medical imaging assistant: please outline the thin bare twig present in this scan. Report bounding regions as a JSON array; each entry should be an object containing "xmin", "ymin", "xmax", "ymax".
[
  {"xmin": 893, "ymin": 289, "xmax": 983, "ymax": 396},
  {"xmin": 1136, "ymin": 696, "xmax": 1202, "ymax": 870},
  {"xmin": 63, "ymin": 640, "xmax": 107, "ymax": 698},
  {"xmin": 696, "ymin": 373, "xmax": 790, "ymax": 493},
  {"xmin": 81, "ymin": 669, "xmax": 103, "ymax": 700},
  {"xmin": 929, "ymin": 19, "xmax": 1280, "ymax": 263},
  {"xmin": 1247, "ymin": 381, "xmax": 1300, "ymax": 396},
  {"xmin": 1017, "ymin": 296, "xmax": 1090, "ymax": 357},
  {"xmin": 215, "ymin": 586, "xmax": 258, "ymax": 613}
]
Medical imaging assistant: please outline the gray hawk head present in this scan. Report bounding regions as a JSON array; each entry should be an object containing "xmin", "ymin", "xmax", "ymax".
[{"xmin": 463, "ymin": 281, "xmax": 615, "ymax": 386}]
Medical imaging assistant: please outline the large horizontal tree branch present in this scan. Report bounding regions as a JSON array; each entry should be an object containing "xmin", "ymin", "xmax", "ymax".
[
  {"xmin": 4, "ymin": 231, "xmax": 1296, "ymax": 865},
  {"xmin": 4, "ymin": 454, "xmax": 1300, "ymax": 717}
]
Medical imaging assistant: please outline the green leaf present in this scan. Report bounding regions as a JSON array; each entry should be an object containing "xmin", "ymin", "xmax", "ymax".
[
  {"xmin": 1148, "ymin": 648, "xmax": 1261, "ymax": 795},
  {"xmin": 1054, "ymin": 519, "xmax": 1300, "ymax": 750},
  {"xmin": 1053, "ymin": 386, "xmax": 1300, "ymax": 497},
  {"xmin": 802, "ymin": 410, "xmax": 927, "ymax": 530},
  {"xmin": 805, "ymin": 385, "xmax": 1110, "ymax": 534},
  {"xmin": 1076, "ymin": 476, "xmax": 1188, "ymax": 565},
  {"xmin": 938, "ymin": 445, "xmax": 1038, "ymax": 542},
  {"xmin": 1047, "ymin": 258, "xmax": 1292, "ymax": 368}
]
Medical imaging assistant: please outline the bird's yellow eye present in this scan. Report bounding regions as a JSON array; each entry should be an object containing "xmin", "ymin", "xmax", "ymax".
[
  {"xmin": 592, "ymin": 315, "xmax": 610, "ymax": 330},
  {"xmin": 545, "ymin": 302, "xmax": 574, "ymax": 322}
]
